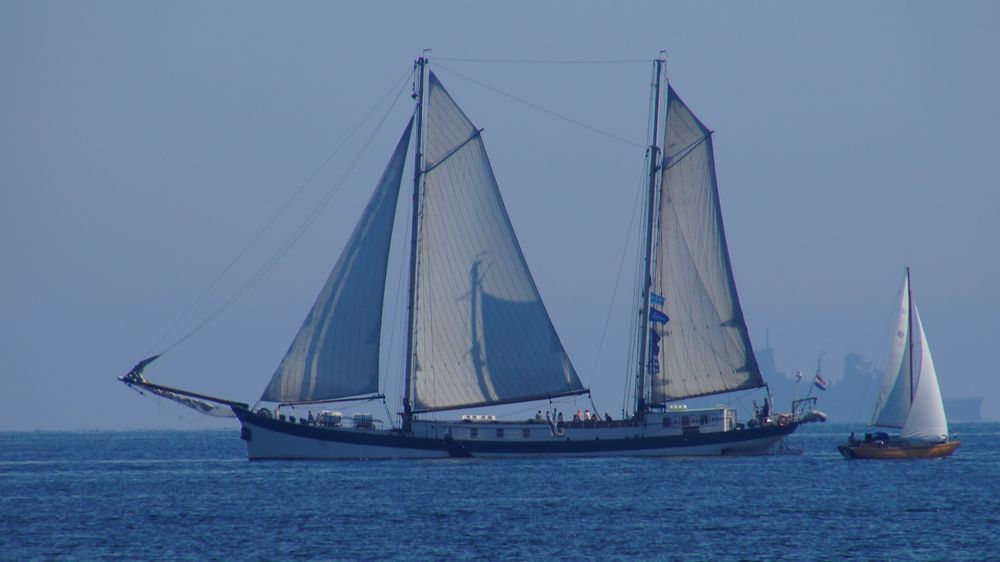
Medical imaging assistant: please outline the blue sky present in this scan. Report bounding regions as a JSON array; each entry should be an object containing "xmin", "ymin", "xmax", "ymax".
[{"xmin": 3, "ymin": 1, "xmax": 998, "ymax": 429}]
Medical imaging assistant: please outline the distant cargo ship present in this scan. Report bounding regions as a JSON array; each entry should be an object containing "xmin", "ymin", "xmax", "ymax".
[
  {"xmin": 943, "ymin": 397, "xmax": 982, "ymax": 422},
  {"xmin": 757, "ymin": 337, "xmax": 982, "ymax": 424}
]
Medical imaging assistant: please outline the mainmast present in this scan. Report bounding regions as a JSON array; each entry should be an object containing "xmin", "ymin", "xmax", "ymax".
[
  {"xmin": 402, "ymin": 55, "xmax": 427, "ymax": 431},
  {"xmin": 635, "ymin": 56, "xmax": 666, "ymax": 416},
  {"xmin": 907, "ymin": 266, "xmax": 914, "ymax": 404}
]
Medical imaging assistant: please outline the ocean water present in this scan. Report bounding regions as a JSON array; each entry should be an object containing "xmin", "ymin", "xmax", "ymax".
[{"xmin": 1, "ymin": 423, "xmax": 997, "ymax": 561}]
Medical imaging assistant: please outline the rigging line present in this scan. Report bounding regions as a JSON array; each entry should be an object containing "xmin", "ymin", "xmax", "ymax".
[
  {"xmin": 382, "ymin": 397, "xmax": 395, "ymax": 430},
  {"xmin": 433, "ymin": 63, "xmax": 644, "ymax": 149},
  {"xmin": 146, "ymin": 70, "xmax": 413, "ymax": 356},
  {"xmin": 623, "ymin": 69, "xmax": 658, "ymax": 417},
  {"xmin": 188, "ymin": 86, "xmax": 408, "ymax": 359},
  {"xmin": 385, "ymin": 182, "xmax": 413, "ymax": 421},
  {"xmin": 504, "ymin": 395, "xmax": 581, "ymax": 418},
  {"xmin": 434, "ymin": 57, "xmax": 651, "ymax": 65},
  {"xmin": 587, "ymin": 159, "xmax": 647, "ymax": 389},
  {"xmin": 424, "ymin": 129, "xmax": 483, "ymax": 173},
  {"xmin": 663, "ymin": 134, "xmax": 710, "ymax": 171},
  {"xmin": 162, "ymin": 77, "xmax": 412, "ymax": 356}
]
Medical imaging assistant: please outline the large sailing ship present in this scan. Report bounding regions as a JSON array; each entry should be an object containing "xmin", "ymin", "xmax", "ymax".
[{"xmin": 120, "ymin": 56, "xmax": 824, "ymax": 459}]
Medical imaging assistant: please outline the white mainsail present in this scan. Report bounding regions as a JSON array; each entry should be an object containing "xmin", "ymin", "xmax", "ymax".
[
  {"xmin": 872, "ymin": 276, "xmax": 912, "ymax": 428},
  {"xmin": 261, "ymin": 120, "xmax": 413, "ymax": 403},
  {"xmin": 649, "ymin": 86, "xmax": 764, "ymax": 402},
  {"xmin": 410, "ymin": 72, "xmax": 583, "ymax": 412}
]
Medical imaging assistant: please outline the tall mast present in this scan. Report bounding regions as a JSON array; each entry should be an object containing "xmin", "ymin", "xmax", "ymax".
[
  {"xmin": 635, "ymin": 56, "xmax": 665, "ymax": 416},
  {"xmin": 403, "ymin": 55, "xmax": 427, "ymax": 430},
  {"xmin": 907, "ymin": 266, "xmax": 914, "ymax": 404}
]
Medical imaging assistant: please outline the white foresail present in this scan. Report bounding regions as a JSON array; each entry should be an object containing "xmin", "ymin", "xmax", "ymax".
[
  {"xmin": 871, "ymin": 276, "xmax": 912, "ymax": 428},
  {"xmin": 260, "ymin": 120, "xmax": 413, "ymax": 403},
  {"xmin": 649, "ymin": 86, "xmax": 764, "ymax": 402},
  {"xmin": 410, "ymin": 72, "xmax": 583, "ymax": 412},
  {"xmin": 900, "ymin": 303, "xmax": 949, "ymax": 442}
]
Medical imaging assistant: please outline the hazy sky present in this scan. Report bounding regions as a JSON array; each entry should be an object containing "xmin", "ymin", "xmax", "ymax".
[{"xmin": 3, "ymin": 1, "xmax": 998, "ymax": 430}]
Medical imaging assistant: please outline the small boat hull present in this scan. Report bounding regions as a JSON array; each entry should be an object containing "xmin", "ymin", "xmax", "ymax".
[
  {"xmin": 837, "ymin": 440, "xmax": 960, "ymax": 460},
  {"xmin": 234, "ymin": 408, "xmax": 799, "ymax": 460}
]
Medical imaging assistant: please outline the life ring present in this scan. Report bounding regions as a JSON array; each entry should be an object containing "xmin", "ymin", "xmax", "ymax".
[{"xmin": 776, "ymin": 414, "xmax": 788, "ymax": 426}]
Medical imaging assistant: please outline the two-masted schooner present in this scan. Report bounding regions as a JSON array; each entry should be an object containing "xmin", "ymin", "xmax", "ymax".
[{"xmin": 120, "ymin": 56, "xmax": 824, "ymax": 459}]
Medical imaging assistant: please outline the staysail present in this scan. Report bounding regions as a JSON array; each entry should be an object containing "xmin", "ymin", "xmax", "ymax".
[
  {"xmin": 649, "ymin": 86, "xmax": 764, "ymax": 402},
  {"xmin": 900, "ymin": 303, "xmax": 948, "ymax": 442},
  {"xmin": 261, "ymin": 119, "xmax": 413, "ymax": 403},
  {"xmin": 409, "ymin": 72, "xmax": 584, "ymax": 412}
]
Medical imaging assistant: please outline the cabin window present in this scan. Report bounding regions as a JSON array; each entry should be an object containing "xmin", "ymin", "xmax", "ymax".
[
  {"xmin": 662, "ymin": 417, "xmax": 672, "ymax": 428},
  {"xmin": 469, "ymin": 428, "xmax": 478, "ymax": 439},
  {"xmin": 496, "ymin": 428, "xmax": 504, "ymax": 439},
  {"xmin": 700, "ymin": 415, "xmax": 708, "ymax": 425},
  {"xmin": 522, "ymin": 428, "xmax": 531, "ymax": 438},
  {"xmin": 681, "ymin": 416, "xmax": 689, "ymax": 426}
]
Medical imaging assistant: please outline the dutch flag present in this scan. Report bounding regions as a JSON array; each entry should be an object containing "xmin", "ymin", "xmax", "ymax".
[{"xmin": 814, "ymin": 373, "xmax": 828, "ymax": 391}]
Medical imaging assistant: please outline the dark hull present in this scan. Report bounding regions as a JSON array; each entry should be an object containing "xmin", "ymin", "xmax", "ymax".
[{"xmin": 234, "ymin": 408, "xmax": 800, "ymax": 460}]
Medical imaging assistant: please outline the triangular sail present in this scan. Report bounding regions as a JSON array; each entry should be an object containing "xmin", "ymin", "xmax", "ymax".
[
  {"xmin": 871, "ymin": 276, "xmax": 912, "ymax": 428},
  {"xmin": 410, "ymin": 72, "xmax": 584, "ymax": 412},
  {"xmin": 261, "ymin": 119, "xmax": 413, "ymax": 403},
  {"xmin": 900, "ymin": 303, "xmax": 949, "ymax": 442},
  {"xmin": 649, "ymin": 86, "xmax": 764, "ymax": 402}
]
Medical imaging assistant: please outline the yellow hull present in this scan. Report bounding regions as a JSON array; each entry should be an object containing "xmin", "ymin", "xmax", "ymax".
[{"xmin": 838, "ymin": 440, "xmax": 960, "ymax": 460}]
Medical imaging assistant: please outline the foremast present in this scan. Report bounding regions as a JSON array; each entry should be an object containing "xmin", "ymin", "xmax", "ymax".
[
  {"xmin": 634, "ymin": 56, "xmax": 666, "ymax": 417},
  {"xmin": 402, "ymin": 55, "xmax": 428, "ymax": 431}
]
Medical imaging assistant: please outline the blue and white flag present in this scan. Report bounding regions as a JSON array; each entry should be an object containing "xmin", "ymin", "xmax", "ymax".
[
  {"xmin": 649, "ymin": 308, "xmax": 669, "ymax": 324},
  {"xmin": 650, "ymin": 292, "xmax": 665, "ymax": 306}
]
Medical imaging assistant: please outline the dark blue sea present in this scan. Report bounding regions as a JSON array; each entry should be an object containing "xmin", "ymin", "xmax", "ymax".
[{"xmin": 1, "ymin": 423, "xmax": 997, "ymax": 561}]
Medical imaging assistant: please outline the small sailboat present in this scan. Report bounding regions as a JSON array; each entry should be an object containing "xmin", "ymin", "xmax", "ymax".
[
  {"xmin": 120, "ymin": 56, "xmax": 824, "ymax": 459},
  {"xmin": 838, "ymin": 269, "xmax": 960, "ymax": 459}
]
